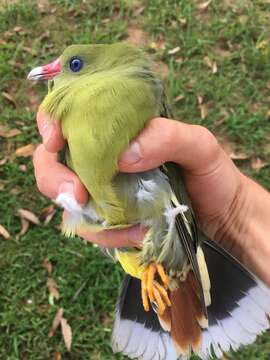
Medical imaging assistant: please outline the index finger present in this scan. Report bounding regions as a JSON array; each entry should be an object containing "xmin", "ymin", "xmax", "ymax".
[{"xmin": 37, "ymin": 108, "xmax": 66, "ymax": 153}]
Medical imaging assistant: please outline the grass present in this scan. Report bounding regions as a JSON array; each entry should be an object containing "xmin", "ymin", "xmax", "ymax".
[{"xmin": 0, "ymin": 0, "xmax": 270, "ymax": 359}]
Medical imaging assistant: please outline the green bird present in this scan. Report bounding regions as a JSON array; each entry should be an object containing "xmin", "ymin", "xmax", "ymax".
[{"xmin": 28, "ymin": 43, "xmax": 270, "ymax": 359}]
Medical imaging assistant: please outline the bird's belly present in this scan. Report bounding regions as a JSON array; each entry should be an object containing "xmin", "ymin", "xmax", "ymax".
[{"xmin": 115, "ymin": 249, "xmax": 146, "ymax": 279}]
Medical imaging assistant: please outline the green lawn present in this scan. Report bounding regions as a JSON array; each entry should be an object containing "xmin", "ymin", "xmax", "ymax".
[{"xmin": 0, "ymin": 0, "xmax": 270, "ymax": 359}]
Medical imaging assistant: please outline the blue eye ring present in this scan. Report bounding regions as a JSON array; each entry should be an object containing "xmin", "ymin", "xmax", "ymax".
[{"xmin": 69, "ymin": 57, "xmax": 83, "ymax": 72}]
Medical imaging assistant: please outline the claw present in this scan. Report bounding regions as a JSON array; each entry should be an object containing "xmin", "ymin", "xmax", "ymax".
[{"xmin": 141, "ymin": 262, "xmax": 171, "ymax": 315}]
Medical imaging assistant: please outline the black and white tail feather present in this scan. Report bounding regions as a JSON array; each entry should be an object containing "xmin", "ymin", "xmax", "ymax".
[{"xmin": 112, "ymin": 237, "xmax": 270, "ymax": 360}]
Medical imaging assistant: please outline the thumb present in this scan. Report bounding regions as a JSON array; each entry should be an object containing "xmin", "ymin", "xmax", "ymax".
[
  {"xmin": 118, "ymin": 118, "xmax": 222, "ymax": 175},
  {"xmin": 37, "ymin": 108, "xmax": 66, "ymax": 153}
]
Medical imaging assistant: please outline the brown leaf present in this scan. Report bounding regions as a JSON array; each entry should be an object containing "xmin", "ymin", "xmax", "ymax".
[
  {"xmin": 200, "ymin": 104, "xmax": 209, "ymax": 119},
  {"xmin": 0, "ymin": 224, "xmax": 11, "ymax": 240},
  {"xmin": 2, "ymin": 91, "xmax": 17, "ymax": 107},
  {"xmin": 15, "ymin": 144, "xmax": 36, "ymax": 157},
  {"xmin": 197, "ymin": 95, "xmax": 204, "ymax": 105},
  {"xmin": 0, "ymin": 157, "xmax": 8, "ymax": 165},
  {"xmin": 17, "ymin": 218, "xmax": 30, "ymax": 238},
  {"xmin": 43, "ymin": 257, "xmax": 53, "ymax": 275},
  {"xmin": 126, "ymin": 26, "xmax": 148, "ymax": 46},
  {"xmin": 22, "ymin": 46, "xmax": 37, "ymax": 56},
  {"xmin": 174, "ymin": 95, "xmax": 185, "ymax": 103},
  {"xmin": 203, "ymin": 56, "xmax": 218, "ymax": 74},
  {"xmin": 230, "ymin": 152, "xmax": 250, "ymax": 160},
  {"xmin": 0, "ymin": 125, "xmax": 21, "ymax": 138},
  {"xmin": 168, "ymin": 46, "xmax": 181, "ymax": 55},
  {"xmin": 134, "ymin": 5, "xmax": 145, "ymax": 16},
  {"xmin": 19, "ymin": 164, "xmax": 27, "ymax": 172},
  {"xmin": 49, "ymin": 308, "xmax": 64, "ymax": 337},
  {"xmin": 18, "ymin": 208, "xmax": 40, "ymax": 225},
  {"xmin": 47, "ymin": 278, "xmax": 60, "ymax": 300},
  {"xmin": 197, "ymin": 0, "xmax": 212, "ymax": 11},
  {"xmin": 0, "ymin": 39, "xmax": 7, "ymax": 46},
  {"xmin": 13, "ymin": 26, "xmax": 24, "ymax": 33},
  {"xmin": 41, "ymin": 205, "xmax": 56, "ymax": 225},
  {"xmin": 61, "ymin": 318, "xmax": 72, "ymax": 351},
  {"xmin": 251, "ymin": 157, "xmax": 268, "ymax": 171},
  {"xmin": 53, "ymin": 352, "xmax": 62, "ymax": 360},
  {"xmin": 212, "ymin": 61, "xmax": 218, "ymax": 74}
]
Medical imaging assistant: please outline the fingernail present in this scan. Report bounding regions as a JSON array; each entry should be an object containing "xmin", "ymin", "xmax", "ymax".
[
  {"xmin": 40, "ymin": 120, "xmax": 54, "ymax": 144},
  {"xmin": 119, "ymin": 141, "xmax": 142, "ymax": 164},
  {"xmin": 58, "ymin": 181, "xmax": 75, "ymax": 197}
]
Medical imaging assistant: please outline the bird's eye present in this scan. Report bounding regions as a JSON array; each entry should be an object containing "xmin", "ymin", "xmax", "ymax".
[{"xmin": 69, "ymin": 57, "xmax": 83, "ymax": 72}]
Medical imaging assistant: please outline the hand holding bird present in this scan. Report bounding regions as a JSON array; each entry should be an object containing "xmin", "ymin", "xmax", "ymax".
[{"xmin": 30, "ymin": 43, "xmax": 270, "ymax": 359}]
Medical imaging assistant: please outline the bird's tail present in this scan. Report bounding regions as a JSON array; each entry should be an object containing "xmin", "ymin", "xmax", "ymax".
[{"xmin": 112, "ymin": 239, "xmax": 270, "ymax": 360}]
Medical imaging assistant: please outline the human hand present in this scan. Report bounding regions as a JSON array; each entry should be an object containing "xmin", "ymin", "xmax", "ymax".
[
  {"xmin": 34, "ymin": 112, "xmax": 244, "ymax": 250},
  {"xmin": 118, "ymin": 118, "xmax": 270, "ymax": 284},
  {"xmin": 33, "ymin": 109, "xmax": 145, "ymax": 248}
]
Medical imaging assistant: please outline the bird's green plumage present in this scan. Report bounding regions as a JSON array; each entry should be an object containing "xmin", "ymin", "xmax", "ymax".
[{"xmin": 41, "ymin": 44, "xmax": 164, "ymax": 224}]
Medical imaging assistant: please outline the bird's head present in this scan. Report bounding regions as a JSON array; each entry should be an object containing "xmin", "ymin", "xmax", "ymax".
[{"xmin": 27, "ymin": 43, "xmax": 150, "ymax": 90}]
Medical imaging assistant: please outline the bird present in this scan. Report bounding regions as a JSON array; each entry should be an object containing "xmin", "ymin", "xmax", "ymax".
[{"xmin": 28, "ymin": 43, "xmax": 270, "ymax": 359}]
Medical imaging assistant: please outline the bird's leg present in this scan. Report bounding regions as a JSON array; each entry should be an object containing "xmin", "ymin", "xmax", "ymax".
[{"xmin": 141, "ymin": 262, "xmax": 171, "ymax": 315}]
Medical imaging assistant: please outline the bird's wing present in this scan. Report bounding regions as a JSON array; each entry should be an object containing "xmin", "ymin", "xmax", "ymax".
[{"xmin": 159, "ymin": 90, "xmax": 208, "ymax": 318}]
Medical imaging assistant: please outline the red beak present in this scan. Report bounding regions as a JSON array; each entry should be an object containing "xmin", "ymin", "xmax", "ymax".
[{"xmin": 27, "ymin": 58, "xmax": 61, "ymax": 80}]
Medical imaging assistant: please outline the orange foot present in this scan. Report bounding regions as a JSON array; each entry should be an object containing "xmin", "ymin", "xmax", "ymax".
[{"xmin": 141, "ymin": 262, "xmax": 171, "ymax": 315}]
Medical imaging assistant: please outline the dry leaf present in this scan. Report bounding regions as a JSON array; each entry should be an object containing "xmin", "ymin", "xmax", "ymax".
[
  {"xmin": 0, "ymin": 125, "xmax": 21, "ymax": 138},
  {"xmin": 2, "ymin": 91, "xmax": 17, "ymax": 106},
  {"xmin": 19, "ymin": 164, "xmax": 27, "ymax": 172},
  {"xmin": 22, "ymin": 46, "xmax": 37, "ymax": 56},
  {"xmin": 0, "ymin": 224, "xmax": 11, "ymax": 239},
  {"xmin": 41, "ymin": 205, "xmax": 56, "ymax": 225},
  {"xmin": 43, "ymin": 257, "xmax": 53, "ymax": 275},
  {"xmin": 61, "ymin": 318, "xmax": 72, "ymax": 351},
  {"xmin": 53, "ymin": 352, "xmax": 62, "ymax": 360},
  {"xmin": 17, "ymin": 218, "xmax": 30, "ymax": 238},
  {"xmin": 168, "ymin": 46, "xmax": 181, "ymax": 55},
  {"xmin": 134, "ymin": 5, "xmax": 145, "ymax": 16},
  {"xmin": 15, "ymin": 144, "xmax": 36, "ymax": 157},
  {"xmin": 174, "ymin": 95, "xmax": 185, "ymax": 103},
  {"xmin": 251, "ymin": 157, "xmax": 268, "ymax": 171},
  {"xmin": 0, "ymin": 157, "xmax": 8, "ymax": 165},
  {"xmin": 47, "ymin": 278, "xmax": 60, "ymax": 300},
  {"xmin": 212, "ymin": 61, "xmax": 218, "ymax": 74},
  {"xmin": 197, "ymin": 95, "xmax": 203, "ymax": 105},
  {"xmin": 18, "ymin": 208, "xmax": 40, "ymax": 224},
  {"xmin": 197, "ymin": 0, "xmax": 212, "ymax": 11},
  {"xmin": 126, "ymin": 26, "xmax": 148, "ymax": 46},
  {"xmin": 200, "ymin": 104, "xmax": 209, "ymax": 119},
  {"xmin": 49, "ymin": 308, "xmax": 64, "ymax": 337},
  {"xmin": 13, "ymin": 26, "xmax": 23, "ymax": 33},
  {"xmin": 203, "ymin": 56, "xmax": 218, "ymax": 73},
  {"xmin": 230, "ymin": 152, "xmax": 249, "ymax": 160}
]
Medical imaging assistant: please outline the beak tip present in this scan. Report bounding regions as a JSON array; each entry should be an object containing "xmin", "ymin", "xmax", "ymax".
[{"xmin": 27, "ymin": 66, "xmax": 43, "ymax": 81}]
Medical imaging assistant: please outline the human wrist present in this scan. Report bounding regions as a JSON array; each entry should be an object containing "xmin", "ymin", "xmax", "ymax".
[{"xmin": 214, "ymin": 174, "xmax": 270, "ymax": 285}]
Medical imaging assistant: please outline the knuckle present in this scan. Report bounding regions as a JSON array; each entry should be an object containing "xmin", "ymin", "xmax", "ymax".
[{"xmin": 193, "ymin": 125, "xmax": 220, "ymax": 160}]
